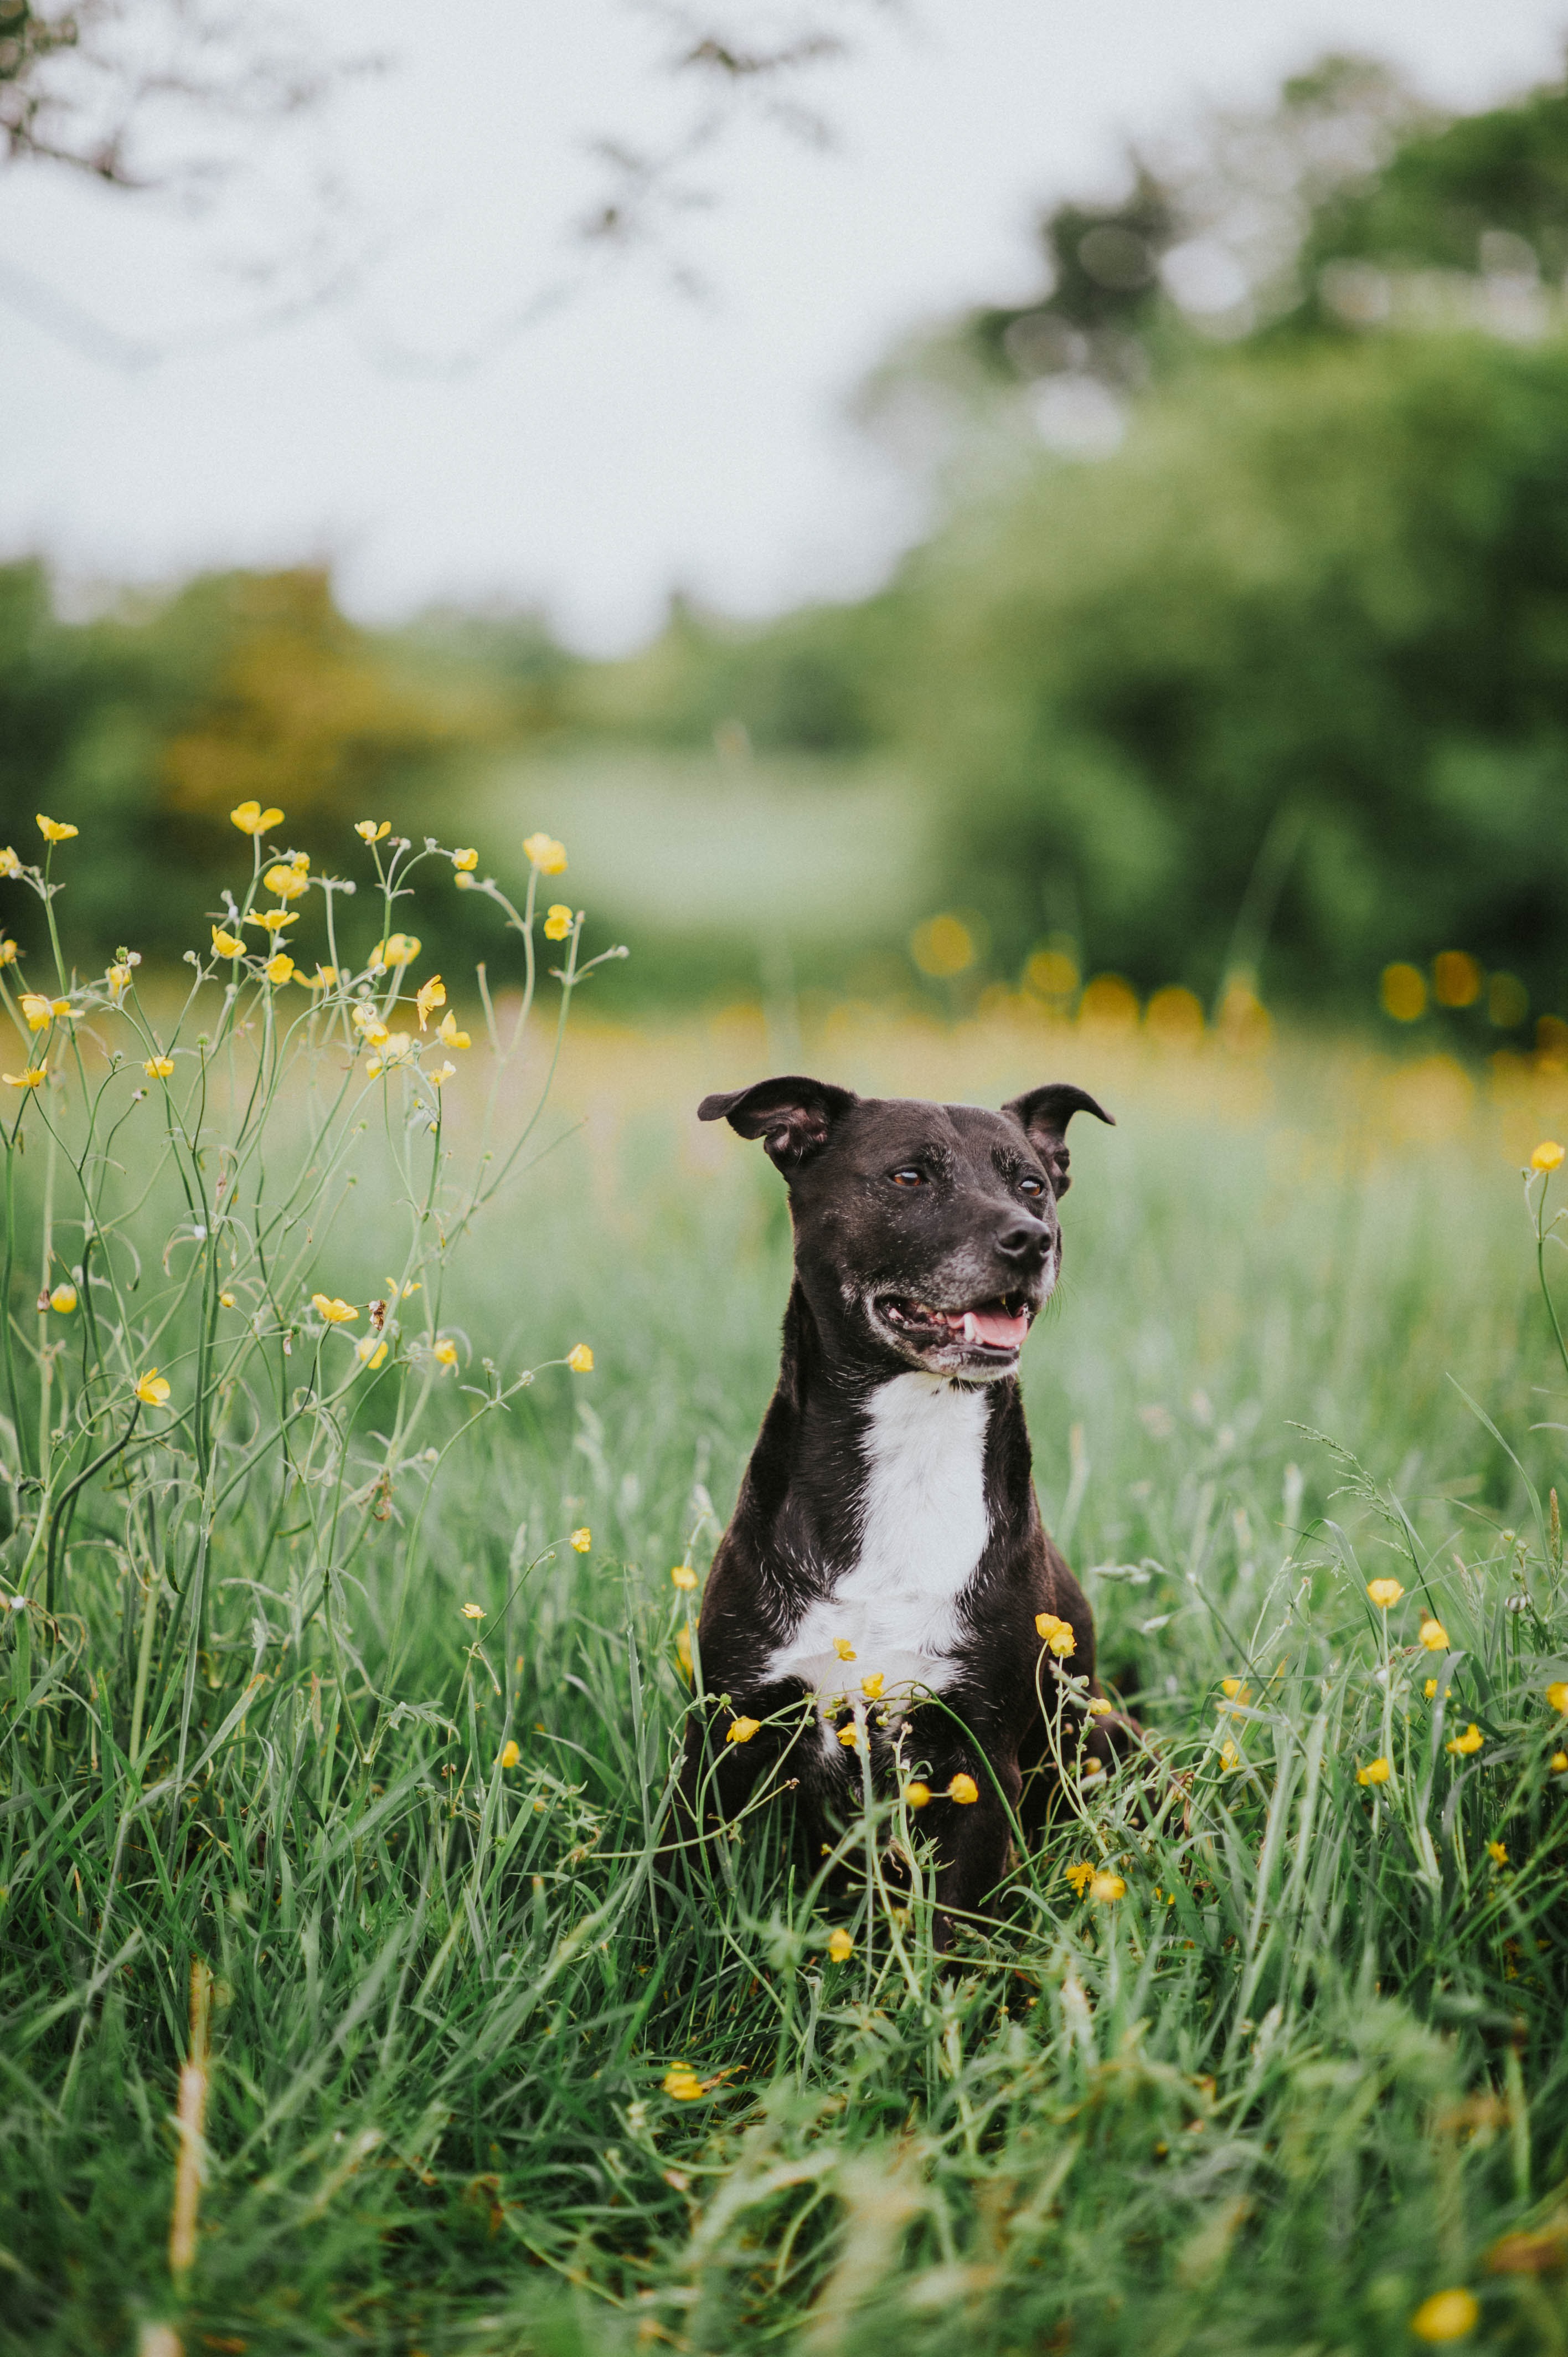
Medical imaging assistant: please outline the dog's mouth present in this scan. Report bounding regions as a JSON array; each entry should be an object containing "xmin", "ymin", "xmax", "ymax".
[{"xmin": 876, "ymin": 1290, "xmax": 1035, "ymax": 1361}]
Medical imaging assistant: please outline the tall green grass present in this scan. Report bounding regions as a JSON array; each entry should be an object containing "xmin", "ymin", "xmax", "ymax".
[{"xmin": 2, "ymin": 828, "xmax": 1567, "ymax": 2354}]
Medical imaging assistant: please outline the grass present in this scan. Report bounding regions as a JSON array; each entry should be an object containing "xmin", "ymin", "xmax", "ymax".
[{"xmin": 3, "ymin": 836, "xmax": 1568, "ymax": 2355}]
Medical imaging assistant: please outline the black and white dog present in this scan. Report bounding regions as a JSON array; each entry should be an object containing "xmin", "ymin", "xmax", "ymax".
[{"xmin": 674, "ymin": 1073, "xmax": 1134, "ymax": 1946}]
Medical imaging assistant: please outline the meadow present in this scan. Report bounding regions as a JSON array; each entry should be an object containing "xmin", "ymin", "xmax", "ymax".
[{"xmin": 3, "ymin": 824, "xmax": 1568, "ymax": 2356}]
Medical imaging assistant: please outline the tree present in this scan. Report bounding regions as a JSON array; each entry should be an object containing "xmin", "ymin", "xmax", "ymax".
[{"xmin": 898, "ymin": 329, "xmax": 1568, "ymax": 1021}]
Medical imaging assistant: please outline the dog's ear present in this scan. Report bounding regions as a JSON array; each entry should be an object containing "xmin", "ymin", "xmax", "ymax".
[
  {"xmin": 698, "ymin": 1075, "xmax": 858, "ymax": 1173},
  {"xmin": 1001, "ymin": 1082, "xmax": 1113, "ymax": 1196}
]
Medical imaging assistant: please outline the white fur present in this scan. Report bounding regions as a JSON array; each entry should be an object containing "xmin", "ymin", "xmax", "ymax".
[{"xmin": 764, "ymin": 1372, "xmax": 991, "ymax": 1735}]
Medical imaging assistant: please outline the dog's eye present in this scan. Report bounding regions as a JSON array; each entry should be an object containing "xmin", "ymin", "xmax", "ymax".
[
  {"xmin": 1019, "ymin": 1174, "xmax": 1045, "ymax": 1198},
  {"xmin": 888, "ymin": 1168, "xmax": 925, "ymax": 1188}
]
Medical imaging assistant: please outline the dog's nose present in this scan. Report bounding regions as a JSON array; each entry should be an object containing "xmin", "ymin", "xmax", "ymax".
[{"xmin": 996, "ymin": 1217, "xmax": 1053, "ymax": 1265}]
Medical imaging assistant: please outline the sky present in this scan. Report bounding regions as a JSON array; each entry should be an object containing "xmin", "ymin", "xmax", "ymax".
[{"xmin": 2, "ymin": 0, "xmax": 1566, "ymax": 650}]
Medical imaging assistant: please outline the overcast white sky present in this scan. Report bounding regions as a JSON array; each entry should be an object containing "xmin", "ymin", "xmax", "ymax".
[{"xmin": 2, "ymin": 0, "xmax": 1565, "ymax": 649}]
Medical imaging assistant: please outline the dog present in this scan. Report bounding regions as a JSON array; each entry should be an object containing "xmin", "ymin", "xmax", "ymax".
[{"xmin": 673, "ymin": 1073, "xmax": 1134, "ymax": 1949}]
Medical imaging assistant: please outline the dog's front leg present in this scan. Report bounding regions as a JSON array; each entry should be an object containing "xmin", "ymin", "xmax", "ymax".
[{"xmin": 924, "ymin": 1756, "xmax": 1021, "ymax": 1955}]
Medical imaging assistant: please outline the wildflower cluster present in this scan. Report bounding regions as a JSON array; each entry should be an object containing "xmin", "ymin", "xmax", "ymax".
[{"xmin": 0, "ymin": 807, "xmax": 623, "ymax": 1638}]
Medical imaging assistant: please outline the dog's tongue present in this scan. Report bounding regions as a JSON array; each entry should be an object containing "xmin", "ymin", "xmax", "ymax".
[{"xmin": 953, "ymin": 1305, "xmax": 1029, "ymax": 1350}]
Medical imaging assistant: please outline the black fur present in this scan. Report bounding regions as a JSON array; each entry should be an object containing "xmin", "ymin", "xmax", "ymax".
[{"xmin": 671, "ymin": 1077, "xmax": 1134, "ymax": 1948}]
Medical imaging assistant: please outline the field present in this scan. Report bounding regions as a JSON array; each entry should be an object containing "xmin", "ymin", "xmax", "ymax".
[{"xmin": 3, "ymin": 841, "xmax": 1568, "ymax": 2356}]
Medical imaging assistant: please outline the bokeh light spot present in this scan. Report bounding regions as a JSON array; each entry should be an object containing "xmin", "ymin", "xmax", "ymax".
[
  {"xmin": 1432, "ymin": 950, "xmax": 1482, "ymax": 1008},
  {"xmin": 1380, "ymin": 963, "xmax": 1427, "ymax": 1022},
  {"xmin": 910, "ymin": 914, "xmax": 976, "ymax": 979}
]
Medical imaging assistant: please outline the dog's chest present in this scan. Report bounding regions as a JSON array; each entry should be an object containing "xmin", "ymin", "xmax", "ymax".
[{"xmin": 765, "ymin": 1373, "xmax": 991, "ymax": 1696}]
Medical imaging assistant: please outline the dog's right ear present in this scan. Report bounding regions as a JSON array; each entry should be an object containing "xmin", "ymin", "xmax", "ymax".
[{"xmin": 697, "ymin": 1075, "xmax": 858, "ymax": 1174}]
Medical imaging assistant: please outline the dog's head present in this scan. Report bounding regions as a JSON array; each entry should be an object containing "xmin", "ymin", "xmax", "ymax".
[{"xmin": 698, "ymin": 1076, "xmax": 1112, "ymax": 1381}]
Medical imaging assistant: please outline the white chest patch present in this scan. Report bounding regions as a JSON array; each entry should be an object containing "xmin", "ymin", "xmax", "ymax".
[{"xmin": 764, "ymin": 1372, "xmax": 991, "ymax": 1712}]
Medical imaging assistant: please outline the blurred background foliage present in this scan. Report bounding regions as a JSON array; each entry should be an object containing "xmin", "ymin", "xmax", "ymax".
[{"xmin": 10, "ymin": 50, "xmax": 1568, "ymax": 1039}]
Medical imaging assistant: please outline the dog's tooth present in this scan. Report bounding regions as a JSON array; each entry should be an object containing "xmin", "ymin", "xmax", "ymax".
[{"xmin": 962, "ymin": 1311, "xmax": 979, "ymax": 1344}]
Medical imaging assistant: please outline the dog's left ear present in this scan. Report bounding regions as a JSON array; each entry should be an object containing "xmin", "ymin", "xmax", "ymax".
[
  {"xmin": 1001, "ymin": 1082, "xmax": 1113, "ymax": 1196},
  {"xmin": 698, "ymin": 1074, "xmax": 859, "ymax": 1174}
]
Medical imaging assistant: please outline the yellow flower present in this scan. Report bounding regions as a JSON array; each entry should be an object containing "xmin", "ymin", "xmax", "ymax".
[
  {"xmin": 355, "ymin": 1336, "xmax": 388, "ymax": 1370},
  {"xmin": 366, "ymin": 1033, "xmax": 415, "ymax": 1077},
  {"xmin": 35, "ymin": 813, "xmax": 78, "ymax": 843},
  {"xmin": 663, "ymin": 2064, "xmax": 704, "ymax": 2101},
  {"xmin": 263, "ymin": 865, "xmax": 308, "ymax": 901},
  {"xmin": 1380, "ymin": 962, "xmax": 1427, "ymax": 1021},
  {"xmin": 671, "ymin": 1565, "xmax": 698, "ymax": 1591},
  {"xmin": 3, "ymin": 1067, "xmax": 45, "ymax": 1089},
  {"xmin": 415, "ymin": 976, "xmax": 446, "ymax": 1030},
  {"xmin": 676, "ymin": 1625, "xmax": 693, "ymax": 1677},
  {"xmin": 311, "ymin": 1294, "xmax": 358, "ymax": 1324},
  {"xmin": 371, "ymin": 933, "xmax": 420, "ymax": 968},
  {"xmin": 826, "ymin": 1928, "xmax": 854, "ymax": 1963},
  {"xmin": 1425, "ymin": 1678, "xmax": 1438, "ymax": 1700},
  {"xmin": 428, "ymin": 1061, "xmax": 457, "ymax": 1088},
  {"xmin": 1551, "ymin": 1751, "xmax": 1567, "ymax": 1772},
  {"xmin": 1547, "ymin": 1681, "xmax": 1568, "ymax": 1714},
  {"xmin": 308, "ymin": 965, "xmax": 338, "ymax": 990},
  {"xmin": 1486, "ymin": 1840, "xmax": 1507, "ymax": 1865},
  {"xmin": 726, "ymin": 1717, "xmax": 760, "ymax": 1744},
  {"xmin": 837, "ymin": 1722, "xmax": 860, "ymax": 1749},
  {"xmin": 1087, "ymin": 1695, "xmax": 1113, "ymax": 1716},
  {"xmin": 230, "ymin": 801, "xmax": 283, "ymax": 836},
  {"xmin": 452, "ymin": 847, "xmax": 478, "ymax": 871},
  {"xmin": 1357, "ymin": 1758, "xmax": 1391, "ymax": 1785},
  {"xmin": 355, "ymin": 819, "xmax": 391, "ymax": 843},
  {"xmin": 1420, "ymin": 1618, "xmax": 1450, "ymax": 1651},
  {"xmin": 543, "ymin": 903, "xmax": 573, "ymax": 942},
  {"xmin": 352, "ymin": 1003, "xmax": 389, "ymax": 1045},
  {"xmin": 1220, "ymin": 1676, "xmax": 1250, "ymax": 1702},
  {"xmin": 1064, "ymin": 1859, "xmax": 1095, "ymax": 1895},
  {"xmin": 499, "ymin": 1740, "xmax": 521, "ymax": 1769},
  {"xmin": 948, "ymin": 1772, "xmax": 979, "ymax": 1804},
  {"xmin": 1366, "ymin": 1578, "xmax": 1404, "ymax": 1609},
  {"xmin": 0, "ymin": 846, "xmax": 21, "ymax": 877},
  {"xmin": 523, "ymin": 832, "xmax": 567, "ymax": 874},
  {"xmin": 1218, "ymin": 1738, "xmax": 1240, "ymax": 1771},
  {"xmin": 264, "ymin": 954, "xmax": 296, "ymax": 986},
  {"xmin": 1090, "ymin": 1871, "xmax": 1126, "ymax": 1902},
  {"xmin": 460, "ymin": 1602, "xmax": 485, "ymax": 1620},
  {"xmin": 49, "ymin": 1284, "xmax": 77, "ymax": 1313},
  {"xmin": 0, "ymin": 936, "xmax": 17, "ymax": 960},
  {"xmin": 570, "ymin": 1527, "xmax": 591, "ymax": 1553},
  {"xmin": 567, "ymin": 1343, "xmax": 594, "ymax": 1373},
  {"xmin": 106, "ymin": 963, "xmax": 131, "ymax": 992},
  {"xmin": 860, "ymin": 1672, "xmax": 884, "ymax": 1700},
  {"xmin": 828, "ymin": 1637, "xmax": 858, "ymax": 1664},
  {"xmin": 439, "ymin": 1011, "xmax": 471, "ymax": 1049},
  {"xmin": 1531, "ymin": 1141, "xmax": 1565, "ymax": 1172},
  {"xmin": 20, "ymin": 994, "xmax": 57, "ymax": 1030},
  {"xmin": 211, "ymin": 927, "xmax": 245, "ymax": 960},
  {"xmin": 1409, "ymin": 2288, "xmax": 1479, "ymax": 2343},
  {"xmin": 288, "ymin": 851, "xmax": 310, "ymax": 874},
  {"xmin": 434, "ymin": 1339, "xmax": 458, "ymax": 1367},
  {"xmin": 133, "ymin": 1370, "xmax": 171, "ymax": 1406},
  {"xmin": 1446, "ymin": 1723, "xmax": 1484, "ymax": 1756},
  {"xmin": 904, "ymin": 1780, "xmax": 931, "ymax": 1809},
  {"xmin": 1035, "ymin": 1612, "xmax": 1077, "ymax": 1658},
  {"xmin": 144, "ymin": 1055, "xmax": 175, "ymax": 1079},
  {"xmin": 250, "ymin": 908, "xmax": 297, "ymax": 934}
]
